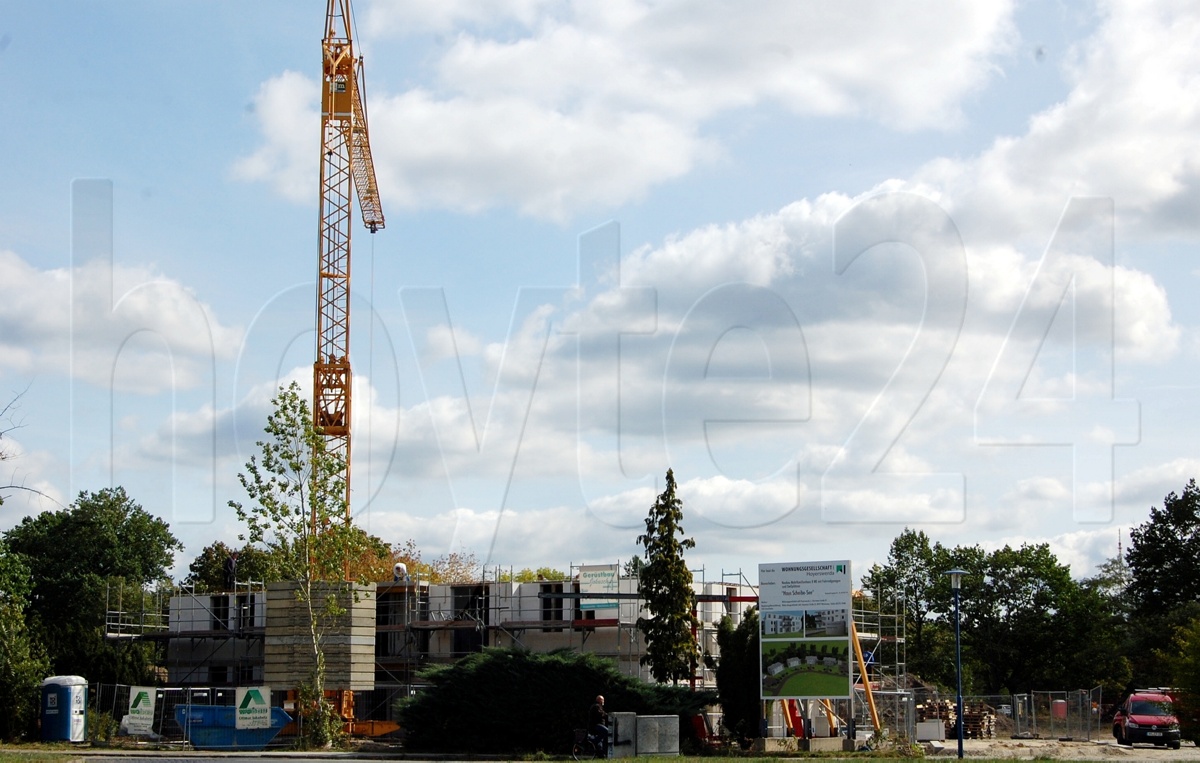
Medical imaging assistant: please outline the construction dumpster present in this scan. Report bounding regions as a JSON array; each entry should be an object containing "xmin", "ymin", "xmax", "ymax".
[{"xmin": 175, "ymin": 704, "xmax": 291, "ymax": 750}]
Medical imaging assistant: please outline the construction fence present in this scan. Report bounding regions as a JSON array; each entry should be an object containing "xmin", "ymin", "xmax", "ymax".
[
  {"xmin": 907, "ymin": 687, "xmax": 1104, "ymax": 742},
  {"xmin": 1014, "ymin": 689, "xmax": 1105, "ymax": 741},
  {"xmin": 88, "ymin": 684, "xmax": 300, "ymax": 748}
]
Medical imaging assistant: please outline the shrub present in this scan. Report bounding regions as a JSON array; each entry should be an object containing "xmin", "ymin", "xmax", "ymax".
[{"xmin": 398, "ymin": 647, "xmax": 714, "ymax": 754}]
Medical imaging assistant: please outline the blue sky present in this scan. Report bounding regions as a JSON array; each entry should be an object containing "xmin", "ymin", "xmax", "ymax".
[{"xmin": 3, "ymin": 0, "xmax": 1198, "ymax": 585}]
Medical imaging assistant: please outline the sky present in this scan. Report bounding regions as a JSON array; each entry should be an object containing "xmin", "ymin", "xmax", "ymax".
[{"xmin": 2, "ymin": 0, "xmax": 1199, "ymax": 587}]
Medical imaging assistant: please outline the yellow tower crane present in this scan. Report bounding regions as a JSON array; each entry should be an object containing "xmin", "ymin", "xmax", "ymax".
[{"xmin": 314, "ymin": 0, "xmax": 384, "ymax": 517}]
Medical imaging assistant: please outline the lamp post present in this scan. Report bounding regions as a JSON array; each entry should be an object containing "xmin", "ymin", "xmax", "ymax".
[{"xmin": 946, "ymin": 569, "xmax": 966, "ymax": 759}]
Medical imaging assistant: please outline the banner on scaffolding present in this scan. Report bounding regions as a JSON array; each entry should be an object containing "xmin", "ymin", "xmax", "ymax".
[
  {"xmin": 758, "ymin": 560, "xmax": 852, "ymax": 700},
  {"xmin": 125, "ymin": 686, "xmax": 157, "ymax": 735},
  {"xmin": 579, "ymin": 564, "xmax": 619, "ymax": 611}
]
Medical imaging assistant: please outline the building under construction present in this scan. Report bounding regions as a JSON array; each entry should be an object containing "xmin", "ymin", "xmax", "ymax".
[{"xmin": 107, "ymin": 566, "xmax": 761, "ymax": 728}]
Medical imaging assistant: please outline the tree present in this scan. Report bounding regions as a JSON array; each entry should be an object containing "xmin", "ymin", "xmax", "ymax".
[
  {"xmin": 1124, "ymin": 480, "xmax": 1200, "ymax": 685},
  {"xmin": 0, "ymin": 393, "xmax": 21, "ymax": 506},
  {"xmin": 391, "ymin": 539, "xmax": 480, "ymax": 584},
  {"xmin": 636, "ymin": 469, "xmax": 699, "ymax": 684},
  {"xmin": 498, "ymin": 567, "xmax": 569, "ymax": 583},
  {"xmin": 950, "ymin": 543, "xmax": 1097, "ymax": 694},
  {"xmin": 713, "ymin": 608, "xmax": 760, "ymax": 744},
  {"xmin": 1047, "ymin": 581, "xmax": 1131, "ymax": 695},
  {"xmin": 0, "ymin": 391, "xmax": 57, "ymax": 508},
  {"xmin": 622, "ymin": 554, "xmax": 644, "ymax": 579},
  {"xmin": 0, "ymin": 540, "xmax": 49, "ymax": 740},
  {"xmin": 343, "ymin": 528, "xmax": 394, "ymax": 582},
  {"xmin": 3, "ymin": 486, "xmax": 180, "ymax": 682},
  {"xmin": 182, "ymin": 541, "xmax": 280, "ymax": 591},
  {"xmin": 399, "ymin": 648, "xmax": 714, "ymax": 754},
  {"xmin": 861, "ymin": 528, "xmax": 941, "ymax": 676},
  {"xmin": 230, "ymin": 382, "xmax": 379, "ymax": 746},
  {"xmin": 1161, "ymin": 616, "xmax": 1200, "ymax": 743},
  {"xmin": 1127, "ymin": 480, "xmax": 1200, "ymax": 616}
]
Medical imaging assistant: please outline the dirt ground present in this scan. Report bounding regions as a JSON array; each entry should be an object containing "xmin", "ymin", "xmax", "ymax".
[{"xmin": 928, "ymin": 737, "xmax": 1200, "ymax": 759}]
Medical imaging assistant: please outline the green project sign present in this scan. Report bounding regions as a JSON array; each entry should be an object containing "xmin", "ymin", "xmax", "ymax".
[{"xmin": 235, "ymin": 686, "xmax": 272, "ymax": 729}]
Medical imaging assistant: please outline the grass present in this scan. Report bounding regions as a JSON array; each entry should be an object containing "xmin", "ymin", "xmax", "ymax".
[
  {"xmin": 767, "ymin": 670, "xmax": 850, "ymax": 697},
  {"xmin": 0, "ymin": 742, "xmax": 83, "ymax": 762}
]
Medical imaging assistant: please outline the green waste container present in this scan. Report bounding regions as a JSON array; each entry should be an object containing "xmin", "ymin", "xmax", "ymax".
[{"xmin": 41, "ymin": 675, "xmax": 87, "ymax": 742}]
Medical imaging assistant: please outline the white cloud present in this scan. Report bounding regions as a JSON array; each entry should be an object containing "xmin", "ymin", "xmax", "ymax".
[
  {"xmin": 0, "ymin": 251, "xmax": 243, "ymax": 394},
  {"xmin": 231, "ymin": 71, "xmax": 319, "ymax": 204},
  {"xmin": 432, "ymin": 1, "xmax": 1014, "ymax": 128},
  {"xmin": 362, "ymin": 0, "xmax": 556, "ymax": 35},
  {"xmin": 0, "ymin": 435, "xmax": 67, "ymax": 519},
  {"xmin": 423, "ymin": 323, "xmax": 483, "ymax": 362},
  {"xmin": 242, "ymin": 2, "xmax": 1015, "ymax": 218},
  {"xmin": 914, "ymin": 0, "xmax": 1200, "ymax": 238}
]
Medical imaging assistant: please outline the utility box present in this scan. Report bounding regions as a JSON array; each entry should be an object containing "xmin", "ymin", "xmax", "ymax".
[
  {"xmin": 635, "ymin": 715, "xmax": 679, "ymax": 756},
  {"xmin": 611, "ymin": 712, "xmax": 637, "ymax": 758},
  {"xmin": 41, "ymin": 675, "xmax": 87, "ymax": 742}
]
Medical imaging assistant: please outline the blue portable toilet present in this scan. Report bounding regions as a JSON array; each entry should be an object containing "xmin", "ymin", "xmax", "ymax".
[{"xmin": 41, "ymin": 675, "xmax": 87, "ymax": 742}]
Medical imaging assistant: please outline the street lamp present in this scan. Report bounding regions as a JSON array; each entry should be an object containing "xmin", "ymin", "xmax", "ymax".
[{"xmin": 946, "ymin": 569, "xmax": 966, "ymax": 759}]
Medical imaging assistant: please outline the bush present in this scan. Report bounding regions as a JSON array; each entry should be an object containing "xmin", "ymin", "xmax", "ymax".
[
  {"xmin": 397, "ymin": 647, "xmax": 714, "ymax": 754},
  {"xmin": 87, "ymin": 709, "xmax": 119, "ymax": 743}
]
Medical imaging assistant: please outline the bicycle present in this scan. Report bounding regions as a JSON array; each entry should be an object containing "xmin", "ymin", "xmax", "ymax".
[{"xmin": 572, "ymin": 727, "xmax": 609, "ymax": 760}]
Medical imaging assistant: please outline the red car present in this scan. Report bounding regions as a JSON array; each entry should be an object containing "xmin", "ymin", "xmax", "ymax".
[{"xmin": 1112, "ymin": 691, "xmax": 1181, "ymax": 749}]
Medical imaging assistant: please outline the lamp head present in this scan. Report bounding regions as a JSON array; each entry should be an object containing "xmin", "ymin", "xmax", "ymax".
[{"xmin": 945, "ymin": 568, "xmax": 967, "ymax": 590}]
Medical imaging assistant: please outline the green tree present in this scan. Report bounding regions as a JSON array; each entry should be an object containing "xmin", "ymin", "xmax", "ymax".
[
  {"xmin": 399, "ymin": 648, "xmax": 714, "ymax": 753},
  {"xmin": 1127, "ymin": 480, "xmax": 1200, "ymax": 615},
  {"xmin": 3, "ymin": 486, "xmax": 181, "ymax": 682},
  {"xmin": 0, "ymin": 540, "xmax": 49, "ymax": 740},
  {"xmin": 636, "ymin": 469, "xmax": 699, "ymax": 684},
  {"xmin": 1047, "ymin": 581, "xmax": 1131, "ymax": 694},
  {"xmin": 951, "ymin": 543, "xmax": 1098, "ymax": 694},
  {"xmin": 230, "ymin": 382, "xmax": 378, "ymax": 746},
  {"xmin": 622, "ymin": 554, "xmax": 644, "ymax": 578},
  {"xmin": 1085, "ymin": 554, "xmax": 1133, "ymax": 605},
  {"xmin": 498, "ymin": 567, "xmax": 569, "ymax": 583},
  {"xmin": 713, "ymin": 608, "xmax": 760, "ymax": 743},
  {"xmin": 861, "ymin": 528, "xmax": 941, "ymax": 677},
  {"xmin": 1160, "ymin": 617, "xmax": 1200, "ymax": 743},
  {"xmin": 182, "ymin": 541, "xmax": 280, "ymax": 591},
  {"xmin": 1124, "ymin": 480, "xmax": 1200, "ymax": 685}
]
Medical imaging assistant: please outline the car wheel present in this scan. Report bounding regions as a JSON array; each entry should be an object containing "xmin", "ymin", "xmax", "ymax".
[
  {"xmin": 1170, "ymin": 742, "xmax": 1181, "ymax": 750},
  {"xmin": 1116, "ymin": 728, "xmax": 1131, "ymax": 746}
]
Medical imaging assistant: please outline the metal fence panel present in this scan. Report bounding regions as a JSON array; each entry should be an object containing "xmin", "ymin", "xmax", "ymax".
[
  {"xmin": 87, "ymin": 684, "xmax": 298, "ymax": 748},
  {"xmin": 1028, "ymin": 689, "xmax": 1103, "ymax": 741}
]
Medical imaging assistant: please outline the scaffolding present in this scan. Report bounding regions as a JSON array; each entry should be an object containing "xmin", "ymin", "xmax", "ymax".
[
  {"xmin": 384, "ymin": 564, "xmax": 757, "ymax": 684},
  {"xmin": 851, "ymin": 584, "xmax": 911, "ymax": 740},
  {"xmin": 103, "ymin": 566, "xmax": 759, "ymax": 731},
  {"xmin": 104, "ymin": 580, "xmax": 172, "ymax": 639}
]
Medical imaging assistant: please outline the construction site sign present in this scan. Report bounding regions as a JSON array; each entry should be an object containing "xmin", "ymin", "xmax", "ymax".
[
  {"xmin": 758, "ymin": 560, "xmax": 852, "ymax": 699},
  {"xmin": 579, "ymin": 564, "xmax": 619, "ymax": 611},
  {"xmin": 125, "ymin": 686, "xmax": 156, "ymax": 735},
  {"xmin": 235, "ymin": 686, "xmax": 272, "ymax": 729}
]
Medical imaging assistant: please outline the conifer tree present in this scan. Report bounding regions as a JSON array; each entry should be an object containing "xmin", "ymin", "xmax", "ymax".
[{"xmin": 636, "ymin": 469, "xmax": 699, "ymax": 684}]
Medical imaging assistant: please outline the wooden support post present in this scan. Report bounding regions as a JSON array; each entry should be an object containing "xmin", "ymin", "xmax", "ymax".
[{"xmin": 850, "ymin": 619, "xmax": 881, "ymax": 733}]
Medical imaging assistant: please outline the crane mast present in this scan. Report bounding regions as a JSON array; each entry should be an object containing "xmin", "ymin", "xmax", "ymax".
[{"xmin": 314, "ymin": 0, "xmax": 383, "ymax": 517}]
